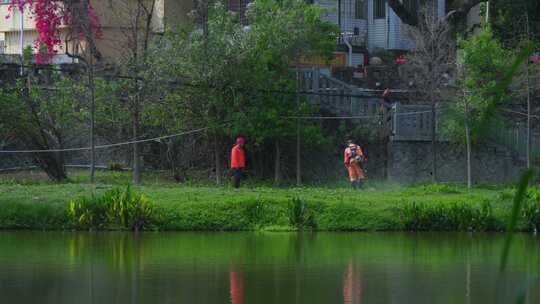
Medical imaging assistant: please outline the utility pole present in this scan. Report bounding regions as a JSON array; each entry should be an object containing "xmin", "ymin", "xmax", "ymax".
[
  {"xmin": 486, "ymin": 1, "xmax": 490, "ymax": 23},
  {"xmin": 337, "ymin": 0, "xmax": 341, "ymax": 31},
  {"xmin": 19, "ymin": 5, "xmax": 24, "ymax": 75}
]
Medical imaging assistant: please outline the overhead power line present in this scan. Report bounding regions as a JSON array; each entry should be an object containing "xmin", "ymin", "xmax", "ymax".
[{"xmin": 0, "ymin": 126, "xmax": 210, "ymax": 154}]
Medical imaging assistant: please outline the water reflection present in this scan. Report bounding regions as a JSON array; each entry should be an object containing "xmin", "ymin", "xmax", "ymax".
[
  {"xmin": 230, "ymin": 269, "xmax": 244, "ymax": 304},
  {"xmin": 343, "ymin": 262, "xmax": 362, "ymax": 304},
  {"xmin": 0, "ymin": 232, "xmax": 538, "ymax": 304}
]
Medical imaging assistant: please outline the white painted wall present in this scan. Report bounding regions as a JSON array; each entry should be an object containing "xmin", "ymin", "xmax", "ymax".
[
  {"xmin": 3, "ymin": 30, "xmax": 37, "ymax": 54},
  {"xmin": 367, "ymin": 0, "xmax": 387, "ymax": 49},
  {"xmin": 318, "ymin": 0, "xmax": 448, "ymax": 51},
  {"xmin": 317, "ymin": 0, "xmax": 368, "ymax": 35}
]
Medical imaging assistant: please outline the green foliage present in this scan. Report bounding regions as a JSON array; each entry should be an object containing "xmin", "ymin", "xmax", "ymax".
[
  {"xmin": 0, "ymin": 202, "xmax": 66, "ymax": 229},
  {"xmin": 107, "ymin": 161, "xmax": 125, "ymax": 172},
  {"xmin": 147, "ymin": 0, "xmax": 337, "ymax": 174},
  {"xmin": 500, "ymin": 169, "xmax": 533, "ymax": 273},
  {"xmin": 67, "ymin": 195, "xmax": 109, "ymax": 229},
  {"xmin": 407, "ymin": 183, "xmax": 462, "ymax": 194},
  {"xmin": 490, "ymin": 0, "xmax": 540, "ymax": 47},
  {"xmin": 2, "ymin": 179, "xmax": 534, "ymax": 232},
  {"xmin": 519, "ymin": 186, "xmax": 540, "ymax": 231},
  {"xmin": 288, "ymin": 197, "xmax": 315, "ymax": 229},
  {"xmin": 22, "ymin": 46, "xmax": 33, "ymax": 63},
  {"xmin": 67, "ymin": 186, "xmax": 156, "ymax": 231},
  {"xmin": 522, "ymin": 200, "xmax": 540, "ymax": 231},
  {"xmin": 0, "ymin": 72, "xmax": 85, "ymax": 181},
  {"xmin": 400, "ymin": 201, "xmax": 501, "ymax": 231},
  {"xmin": 443, "ymin": 27, "xmax": 514, "ymax": 144}
]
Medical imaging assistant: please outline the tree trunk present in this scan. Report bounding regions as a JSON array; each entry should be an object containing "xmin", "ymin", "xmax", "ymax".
[
  {"xmin": 465, "ymin": 97, "xmax": 472, "ymax": 189},
  {"xmin": 465, "ymin": 119, "xmax": 472, "ymax": 189},
  {"xmin": 431, "ymin": 96, "xmax": 437, "ymax": 183},
  {"xmin": 274, "ymin": 140, "xmax": 281, "ymax": 184},
  {"xmin": 35, "ymin": 152, "xmax": 67, "ymax": 182},
  {"xmin": 214, "ymin": 136, "xmax": 222, "ymax": 185},
  {"xmin": 89, "ymin": 61, "xmax": 96, "ymax": 183},
  {"xmin": 526, "ymin": 13, "xmax": 532, "ymax": 170},
  {"xmin": 132, "ymin": 104, "xmax": 141, "ymax": 185},
  {"xmin": 296, "ymin": 69, "xmax": 301, "ymax": 186},
  {"xmin": 527, "ymin": 63, "xmax": 531, "ymax": 170}
]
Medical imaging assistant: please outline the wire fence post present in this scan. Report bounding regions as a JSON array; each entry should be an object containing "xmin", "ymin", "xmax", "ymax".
[{"xmin": 392, "ymin": 103, "xmax": 399, "ymax": 140}]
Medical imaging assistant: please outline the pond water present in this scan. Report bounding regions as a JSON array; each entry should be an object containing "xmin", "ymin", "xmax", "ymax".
[{"xmin": 0, "ymin": 232, "xmax": 538, "ymax": 304}]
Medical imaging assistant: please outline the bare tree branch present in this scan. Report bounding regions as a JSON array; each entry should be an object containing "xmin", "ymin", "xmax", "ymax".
[{"xmin": 389, "ymin": 0, "xmax": 484, "ymax": 28}]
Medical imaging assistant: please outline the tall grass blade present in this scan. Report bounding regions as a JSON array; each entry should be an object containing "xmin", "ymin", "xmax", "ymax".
[{"xmin": 499, "ymin": 169, "xmax": 534, "ymax": 273}]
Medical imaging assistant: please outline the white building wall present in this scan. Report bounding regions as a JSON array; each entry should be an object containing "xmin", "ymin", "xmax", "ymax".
[
  {"xmin": 388, "ymin": 7, "xmax": 402, "ymax": 50},
  {"xmin": 351, "ymin": 52, "xmax": 364, "ymax": 66},
  {"xmin": 4, "ymin": 30, "xmax": 37, "ymax": 54},
  {"xmin": 317, "ymin": 0, "xmax": 367, "ymax": 35},
  {"xmin": 367, "ymin": 0, "xmax": 387, "ymax": 49},
  {"xmin": 391, "ymin": 0, "xmax": 446, "ymax": 51},
  {"xmin": 312, "ymin": 0, "xmax": 449, "ymax": 52}
]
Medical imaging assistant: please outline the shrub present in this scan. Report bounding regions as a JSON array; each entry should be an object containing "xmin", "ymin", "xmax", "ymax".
[
  {"xmin": 68, "ymin": 196, "xmax": 109, "ymax": 229},
  {"xmin": 523, "ymin": 200, "xmax": 540, "ymax": 231},
  {"xmin": 288, "ymin": 197, "xmax": 315, "ymax": 229},
  {"xmin": 0, "ymin": 202, "xmax": 65, "ymax": 229},
  {"xmin": 67, "ymin": 186, "xmax": 155, "ymax": 231},
  {"xmin": 400, "ymin": 201, "xmax": 501, "ymax": 231},
  {"xmin": 406, "ymin": 184, "xmax": 462, "ymax": 195},
  {"xmin": 107, "ymin": 162, "xmax": 125, "ymax": 172}
]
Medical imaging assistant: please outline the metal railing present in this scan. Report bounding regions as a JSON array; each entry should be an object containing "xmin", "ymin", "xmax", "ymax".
[{"xmin": 299, "ymin": 68, "xmax": 382, "ymax": 117}]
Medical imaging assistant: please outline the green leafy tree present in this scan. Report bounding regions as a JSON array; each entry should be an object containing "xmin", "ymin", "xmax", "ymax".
[
  {"xmin": 489, "ymin": 0, "xmax": 540, "ymax": 47},
  {"xmin": 0, "ymin": 73, "xmax": 84, "ymax": 181},
  {"xmin": 443, "ymin": 27, "xmax": 517, "ymax": 188},
  {"xmin": 149, "ymin": 0, "xmax": 337, "ymax": 183}
]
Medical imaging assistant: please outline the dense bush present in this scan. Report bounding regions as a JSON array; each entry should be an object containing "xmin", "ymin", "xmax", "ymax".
[
  {"xmin": 4, "ymin": 182, "xmax": 540, "ymax": 232},
  {"xmin": 0, "ymin": 202, "xmax": 65, "ymax": 229},
  {"xmin": 400, "ymin": 201, "xmax": 502, "ymax": 231},
  {"xmin": 522, "ymin": 187, "xmax": 540, "ymax": 231},
  {"xmin": 67, "ymin": 186, "xmax": 155, "ymax": 231},
  {"xmin": 288, "ymin": 197, "xmax": 316, "ymax": 229},
  {"xmin": 407, "ymin": 184, "xmax": 462, "ymax": 195}
]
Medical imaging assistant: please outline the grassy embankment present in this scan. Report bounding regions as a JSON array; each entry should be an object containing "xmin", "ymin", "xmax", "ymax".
[{"xmin": 0, "ymin": 171, "xmax": 539, "ymax": 231}]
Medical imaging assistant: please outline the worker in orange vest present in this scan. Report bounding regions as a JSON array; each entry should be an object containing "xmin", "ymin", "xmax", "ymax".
[
  {"xmin": 344, "ymin": 140, "xmax": 366, "ymax": 189},
  {"xmin": 230, "ymin": 136, "xmax": 246, "ymax": 188}
]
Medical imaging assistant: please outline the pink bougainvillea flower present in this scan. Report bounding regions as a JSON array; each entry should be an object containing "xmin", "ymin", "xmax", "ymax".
[{"xmin": 8, "ymin": 0, "xmax": 102, "ymax": 64}]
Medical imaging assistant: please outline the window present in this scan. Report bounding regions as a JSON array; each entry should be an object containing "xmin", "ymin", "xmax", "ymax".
[
  {"xmin": 374, "ymin": 0, "xmax": 386, "ymax": 19},
  {"xmin": 402, "ymin": 0, "xmax": 418, "ymax": 15},
  {"xmin": 355, "ymin": 0, "xmax": 365, "ymax": 19}
]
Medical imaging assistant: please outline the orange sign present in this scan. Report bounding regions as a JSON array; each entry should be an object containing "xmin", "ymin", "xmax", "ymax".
[{"xmin": 297, "ymin": 52, "xmax": 347, "ymax": 68}]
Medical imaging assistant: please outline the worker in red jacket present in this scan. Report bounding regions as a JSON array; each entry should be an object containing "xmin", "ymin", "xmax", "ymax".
[
  {"xmin": 344, "ymin": 139, "xmax": 366, "ymax": 189},
  {"xmin": 230, "ymin": 136, "xmax": 246, "ymax": 188}
]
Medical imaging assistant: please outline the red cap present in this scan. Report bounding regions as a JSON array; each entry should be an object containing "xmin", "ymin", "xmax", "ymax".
[{"xmin": 236, "ymin": 136, "xmax": 246, "ymax": 145}]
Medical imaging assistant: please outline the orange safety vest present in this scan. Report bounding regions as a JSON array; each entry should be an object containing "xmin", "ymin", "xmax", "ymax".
[
  {"xmin": 230, "ymin": 144, "xmax": 245, "ymax": 169},
  {"xmin": 344, "ymin": 144, "xmax": 364, "ymax": 166}
]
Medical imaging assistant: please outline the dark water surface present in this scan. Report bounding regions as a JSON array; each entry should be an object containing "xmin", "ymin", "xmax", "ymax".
[{"xmin": 0, "ymin": 232, "xmax": 539, "ymax": 304}]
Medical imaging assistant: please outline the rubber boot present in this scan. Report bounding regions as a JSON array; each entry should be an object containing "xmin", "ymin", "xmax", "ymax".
[
  {"xmin": 351, "ymin": 181, "xmax": 356, "ymax": 189},
  {"xmin": 356, "ymin": 180, "xmax": 363, "ymax": 190}
]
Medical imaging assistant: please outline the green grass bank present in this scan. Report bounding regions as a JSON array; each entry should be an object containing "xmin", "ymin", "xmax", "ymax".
[{"xmin": 2, "ymin": 178, "xmax": 540, "ymax": 232}]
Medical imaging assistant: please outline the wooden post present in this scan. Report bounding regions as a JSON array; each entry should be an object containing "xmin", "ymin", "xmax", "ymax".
[{"xmin": 392, "ymin": 103, "xmax": 399, "ymax": 140}]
